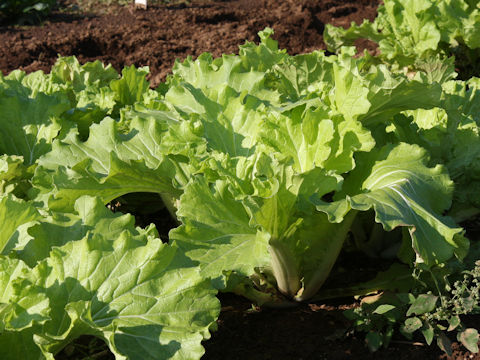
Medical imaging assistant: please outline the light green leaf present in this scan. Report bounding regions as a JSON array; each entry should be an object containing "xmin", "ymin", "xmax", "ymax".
[
  {"xmin": 0, "ymin": 257, "xmax": 50, "ymax": 330},
  {"xmin": 448, "ymin": 315, "xmax": 461, "ymax": 331},
  {"xmin": 402, "ymin": 317, "xmax": 423, "ymax": 333},
  {"xmin": 0, "ymin": 194, "xmax": 41, "ymax": 254},
  {"xmin": 259, "ymin": 105, "xmax": 336, "ymax": 173},
  {"xmin": 314, "ymin": 143, "xmax": 466, "ymax": 265},
  {"xmin": 324, "ymin": 0, "xmax": 480, "ymax": 73},
  {"xmin": 165, "ymin": 83, "xmax": 263, "ymax": 156},
  {"xmin": 33, "ymin": 117, "xmax": 187, "ymax": 212},
  {"xmin": 421, "ymin": 322, "xmax": 434, "ymax": 345},
  {"xmin": 36, "ymin": 234, "xmax": 219, "ymax": 360},
  {"xmin": 171, "ymin": 53, "xmax": 266, "ymax": 95},
  {"xmin": 359, "ymin": 65, "xmax": 442, "ymax": 128},
  {"xmin": 332, "ymin": 62, "xmax": 371, "ymax": 121},
  {"xmin": 12, "ymin": 196, "xmax": 154, "ymax": 267},
  {"xmin": 169, "ymin": 177, "xmax": 271, "ymax": 289},
  {"xmin": 0, "ymin": 91, "xmax": 70, "ymax": 165},
  {"xmin": 259, "ymin": 99, "xmax": 374, "ymax": 175},
  {"xmin": 373, "ymin": 304, "xmax": 396, "ymax": 314},
  {"xmin": 0, "ymin": 257, "xmax": 49, "ymax": 360},
  {"xmin": 324, "ymin": 20, "xmax": 382, "ymax": 52},
  {"xmin": 3, "ymin": 196, "xmax": 220, "ymax": 360},
  {"xmin": 271, "ymin": 51, "xmax": 333, "ymax": 101},
  {"xmin": 110, "ymin": 65, "xmax": 151, "ymax": 106},
  {"xmin": 51, "ymin": 56, "xmax": 119, "ymax": 91},
  {"xmin": 322, "ymin": 115, "xmax": 375, "ymax": 174},
  {"xmin": 407, "ymin": 294, "xmax": 438, "ymax": 316}
]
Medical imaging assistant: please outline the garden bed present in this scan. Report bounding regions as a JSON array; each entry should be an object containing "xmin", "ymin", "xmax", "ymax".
[
  {"xmin": 1, "ymin": 1, "xmax": 479, "ymax": 359},
  {"xmin": 0, "ymin": 0, "xmax": 380, "ymax": 86}
]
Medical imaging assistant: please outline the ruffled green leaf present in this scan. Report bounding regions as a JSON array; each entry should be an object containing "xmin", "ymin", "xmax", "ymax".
[
  {"xmin": 33, "ymin": 117, "xmax": 189, "ymax": 212},
  {"xmin": 0, "ymin": 196, "xmax": 220, "ymax": 360},
  {"xmin": 0, "ymin": 194, "xmax": 41, "ymax": 254},
  {"xmin": 314, "ymin": 143, "xmax": 466, "ymax": 265},
  {"xmin": 0, "ymin": 88, "xmax": 69, "ymax": 165},
  {"xmin": 0, "ymin": 257, "xmax": 49, "ymax": 360},
  {"xmin": 169, "ymin": 177, "xmax": 271, "ymax": 289}
]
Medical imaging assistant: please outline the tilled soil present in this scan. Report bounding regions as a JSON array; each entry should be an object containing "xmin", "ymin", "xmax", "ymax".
[
  {"xmin": 1, "ymin": 1, "xmax": 479, "ymax": 359},
  {"xmin": 0, "ymin": 0, "xmax": 379, "ymax": 86}
]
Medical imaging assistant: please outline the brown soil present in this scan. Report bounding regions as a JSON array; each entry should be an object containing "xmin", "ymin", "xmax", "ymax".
[
  {"xmin": 205, "ymin": 292, "xmax": 480, "ymax": 360},
  {"xmin": 206, "ymin": 294, "xmax": 425, "ymax": 360},
  {"xmin": 1, "ymin": 1, "xmax": 479, "ymax": 359},
  {"xmin": 0, "ymin": 0, "xmax": 379, "ymax": 86}
]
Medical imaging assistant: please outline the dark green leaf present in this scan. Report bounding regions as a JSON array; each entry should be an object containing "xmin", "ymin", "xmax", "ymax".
[
  {"xmin": 366, "ymin": 331, "xmax": 383, "ymax": 352},
  {"xmin": 343, "ymin": 308, "xmax": 358, "ymax": 321},
  {"xmin": 421, "ymin": 323, "xmax": 434, "ymax": 345},
  {"xmin": 383, "ymin": 326, "xmax": 394, "ymax": 348},
  {"xmin": 437, "ymin": 332, "xmax": 452, "ymax": 356}
]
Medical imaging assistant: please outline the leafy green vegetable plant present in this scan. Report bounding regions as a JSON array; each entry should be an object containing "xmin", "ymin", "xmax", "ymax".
[
  {"xmin": 1, "ymin": 21, "xmax": 480, "ymax": 357},
  {"xmin": 20, "ymin": 30, "xmax": 465, "ymax": 306},
  {"xmin": 322, "ymin": 0, "xmax": 480, "ymax": 354},
  {"xmin": 162, "ymin": 31, "xmax": 467, "ymax": 304},
  {"xmin": 324, "ymin": 0, "xmax": 480, "ymax": 79},
  {"xmin": 0, "ymin": 196, "xmax": 219, "ymax": 360},
  {"xmin": 6, "ymin": 30, "xmax": 468, "ymax": 307},
  {"xmin": 0, "ymin": 58, "xmax": 220, "ymax": 359}
]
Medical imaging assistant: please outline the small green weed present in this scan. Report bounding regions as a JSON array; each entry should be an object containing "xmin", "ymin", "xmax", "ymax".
[{"xmin": 346, "ymin": 261, "xmax": 480, "ymax": 355}]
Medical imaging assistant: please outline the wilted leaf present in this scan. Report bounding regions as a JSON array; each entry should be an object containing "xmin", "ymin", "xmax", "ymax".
[{"xmin": 458, "ymin": 328, "xmax": 479, "ymax": 353}]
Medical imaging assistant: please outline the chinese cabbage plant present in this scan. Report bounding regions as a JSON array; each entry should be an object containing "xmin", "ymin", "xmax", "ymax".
[
  {"xmin": 0, "ymin": 57, "xmax": 219, "ymax": 359},
  {"xmin": 0, "ymin": 27, "xmax": 478, "ymax": 358},
  {"xmin": 0, "ymin": 196, "xmax": 219, "ymax": 360},
  {"xmin": 28, "ymin": 30, "xmax": 467, "ymax": 303},
  {"xmin": 324, "ymin": 0, "xmax": 480, "ymax": 79}
]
